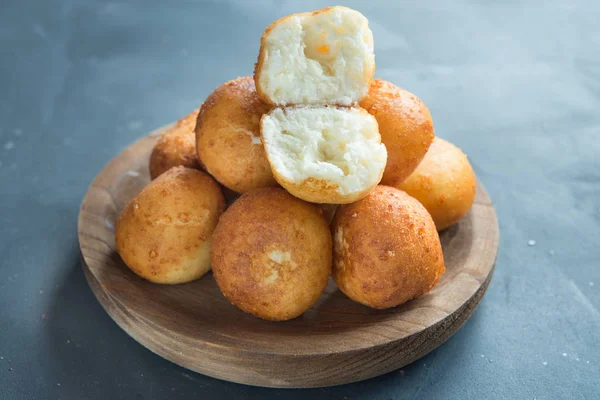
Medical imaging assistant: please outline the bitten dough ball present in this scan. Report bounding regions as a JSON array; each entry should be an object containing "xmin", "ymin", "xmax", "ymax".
[
  {"xmin": 360, "ymin": 79, "xmax": 434, "ymax": 185},
  {"xmin": 149, "ymin": 108, "xmax": 204, "ymax": 180},
  {"xmin": 115, "ymin": 167, "xmax": 225, "ymax": 284},
  {"xmin": 260, "ymin": 106, "xmax": 387, "ymax": 204},
  {"xmin": 396, "ymin": 137, "xmax": 476, "ymax": 231},
  {"xmin": 332, "ymin": 186, "xmax": 445, "ymax": 309},
  {"xmin": 255, "ymin": 6, "xmax": 375, "ymax": 106},
  {"xmin": 196, "ymin": 76, "xmax": 277, "ymax": 193},
  {"xmin": 211, "ymin": 187, "xmax": 332, "ymax": 321}
]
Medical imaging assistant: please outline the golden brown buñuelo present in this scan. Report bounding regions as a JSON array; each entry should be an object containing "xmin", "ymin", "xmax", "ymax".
[
  {"xmin": 395, "ymin": 137, "xmax": 476, "ymax": 231},
  {"xmin": 211, "ymin": 187, "xmax": 332, "ymax": 321},
  {"xmin": 332, "ymin": 185, "xmax": 445, "ymax": 309},
  {"xmin": 115, "ymin": 166, "xmax": 225, "ymax": 284},
  {"xmin": 259, "ymin": 106, "xmax": 386, "ymax": 204},
  {"xmin": 254, "ymin": 6, "xmax": 375, "ymax": 106},
  {"xmin": 360, "ymin": 79, "xmax": 435, "ymax": 185},
  {"xmin": 195, "ymin": 76, "xmax": 277, "ymax": 193},
  {"xmin": 149, "ymin": 108, "xmax": 204, "ymax": 180}
]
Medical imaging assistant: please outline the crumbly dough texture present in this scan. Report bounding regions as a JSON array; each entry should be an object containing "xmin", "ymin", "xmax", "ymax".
[
  {"xmin": 260, "ymin": 106, "xmax": 387, "ymax": 204},
  {"xmin": 332, "ymin": 186, "xmax": 445, "ymax": 309},
  {"xmin": 211, "ymin": 187, "xmax": 332, "ymax": 321},
  {"xmin": 115, "ymin": 167, "xmax": 225, "ymax": 284},
  {"xmin": 255, "ymin": 6, "xmax": 375, "ymax": 106}
]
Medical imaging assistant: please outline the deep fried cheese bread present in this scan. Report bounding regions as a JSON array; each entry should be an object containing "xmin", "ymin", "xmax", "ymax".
[
  {"xmin": 211, "ymin": 187, "xmax": 332, "ymax": 321},
  {"xmin": 255, "ymin": 6, "xmax": 375, "ymax": 106},
  {"xmin": 332, "ymin": 186, "xmax": 445, "ymax": 309},
  {"xmin": 149, "ymin": 108, "xmax": 203, "ymax": 180},
  {"xmin": 196, "ymin": 77, "xmax": 277, "ymax": 193},
  {"xmin": 260, "ymin": 106, "xmax": 387, "ymax": 204}
]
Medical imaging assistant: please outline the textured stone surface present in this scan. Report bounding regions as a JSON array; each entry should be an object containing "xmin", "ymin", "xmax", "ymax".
[{"xmin": 0, "ymin": 0, "xmax": 598, "ymax": 398}]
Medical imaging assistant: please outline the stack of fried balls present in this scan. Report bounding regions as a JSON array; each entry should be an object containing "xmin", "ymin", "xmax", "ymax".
[{"xmin": 115, "ymin": 6, "xmax": 476, "ymax": 321}]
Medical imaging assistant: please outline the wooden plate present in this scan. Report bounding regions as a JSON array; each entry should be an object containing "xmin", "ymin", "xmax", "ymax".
[{"xmin": 78, "ymin": 125, "xmax": 499, "ymax": 388}]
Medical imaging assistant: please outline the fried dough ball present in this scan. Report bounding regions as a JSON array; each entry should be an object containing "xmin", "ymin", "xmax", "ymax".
[
  {"xmin": 260, "ymin": 106, "xmax": 387, "ymax": 204},
  {"xmin": 211, "ymin": 187, "xmax": 332, "ymax": 321},
  {"xmin": 396, "ymin": 137, "xmax": 476, "ymax": 231},
  {"xmin": 196, "ymin": 76, "xmax": 277, "ymax": 193},
  {"xmin": 332, "ymin": 186, "xmax": 445, "ymax": 309},
  {"xmin": 149, "ymin": 108, "xmax": 203, "ymax": 180},
  {"xmin": 115, "ymin": 167, "xmax": 225, "ymax": 284},
  {"xmin": 255, "ymin": 6, "xmax": 375, "ymax": 106},
  {"xmin": 359, "ymin": 79, "xmax": 434, "ymax": 185}
]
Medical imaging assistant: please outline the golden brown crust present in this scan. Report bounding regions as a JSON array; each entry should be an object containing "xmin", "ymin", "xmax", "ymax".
[
  {"xmin": 149, "ymin": 108, "xmax": 204, "ymax": 180},
  {"xmin": 396, "ymin": 137, "xmax": 476, "ymax": 230},
  {"xmin": 196, "ymin": 77, "xmax": 277, "ymax": 193},
  {"xmin": 360, "ymin": 79, "xmax": 434, "ymax": 185},
  {"xmin": 211, "ymin": 187, "xmax": 332, "ymax": 321},
  {"xmin": 115, "ymin": 167, "xmax": 225, "ymax": 284},
  {"xmin": 332, "ymin": 186, "xmax": 445, "ymax": 309},
  {"xmin": 270, "ymin": 173, "xmax": 381, "ymax": 204}
]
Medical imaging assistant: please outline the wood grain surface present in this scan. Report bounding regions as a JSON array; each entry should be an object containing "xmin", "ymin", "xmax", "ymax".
[{"xmin": 78, "ymin": 125, "xmax": 499, "ymax": 388}]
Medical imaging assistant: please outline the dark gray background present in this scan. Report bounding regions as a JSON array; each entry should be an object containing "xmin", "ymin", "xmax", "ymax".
[{"xmin": 1, "ymin": 0, "xmax": 599, "ymax": 399}]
